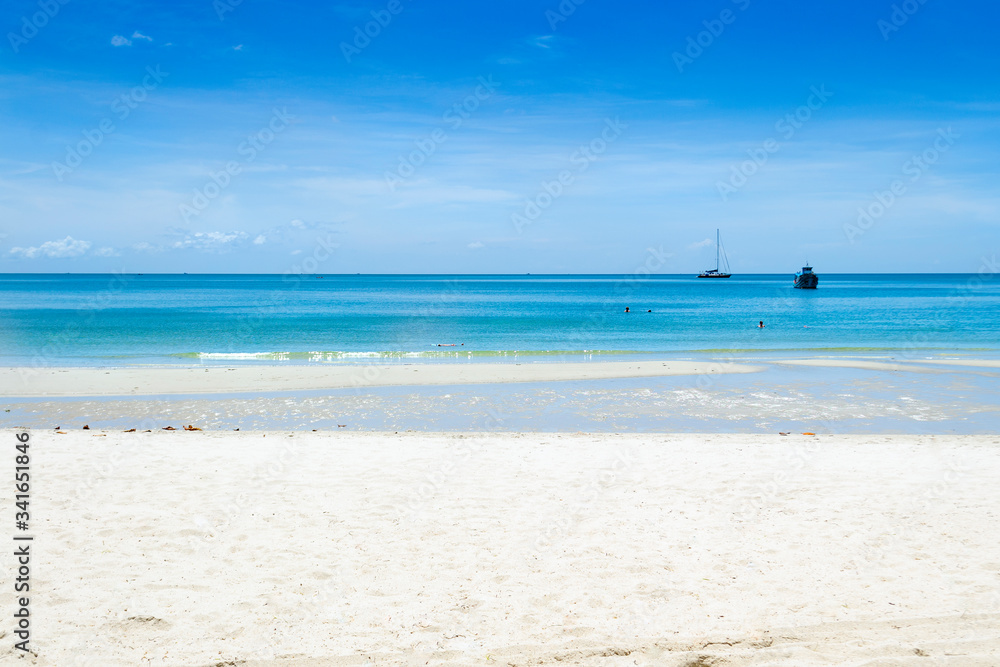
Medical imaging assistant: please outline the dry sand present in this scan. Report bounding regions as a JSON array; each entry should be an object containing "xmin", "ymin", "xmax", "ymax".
[
  {"xmin": 3, "ymin": 431, "xmax": 999, "ymax": 666},
  {"xmin": 0, "ymin": 360, "xmax": 763, "ymax": 398},
  {"xmin": 6, "ymin": 357, "xmax": 999, "ymax": 400}
]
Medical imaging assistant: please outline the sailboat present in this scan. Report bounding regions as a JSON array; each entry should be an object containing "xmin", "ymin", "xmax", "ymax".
[{"xmin": 697, "ymin": 229, "xmax": 732, "ymax": 278}]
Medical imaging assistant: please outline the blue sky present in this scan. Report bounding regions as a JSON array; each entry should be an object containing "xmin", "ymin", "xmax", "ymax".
[{"xmin": 1, "ymin": 0, "xmax": 998, "ymax": 273}]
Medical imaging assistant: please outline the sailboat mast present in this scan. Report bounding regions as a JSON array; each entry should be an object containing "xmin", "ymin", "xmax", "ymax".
[{"xmin": 716, "ymin": 229, "xmax": 720, "ymax": 271}]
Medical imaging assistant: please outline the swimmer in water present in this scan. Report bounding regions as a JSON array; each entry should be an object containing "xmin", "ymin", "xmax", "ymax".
[
  {"xmin": 624, "ymin": 307, "xmax": 630, "ymax": 313},
  {"xmin": 758, "ymin": 321, "xmax": 765, "ymax": 328}
]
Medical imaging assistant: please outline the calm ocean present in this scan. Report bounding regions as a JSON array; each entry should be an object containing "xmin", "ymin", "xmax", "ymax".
[{"xmin": 1, "ymin": 273, "xmax": 997, "ymax": 367}]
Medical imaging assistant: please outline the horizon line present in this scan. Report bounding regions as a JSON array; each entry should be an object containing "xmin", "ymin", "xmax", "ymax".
[{"xmin": 0, "ymin": 272, "xmax": 982, "ymax": 277}]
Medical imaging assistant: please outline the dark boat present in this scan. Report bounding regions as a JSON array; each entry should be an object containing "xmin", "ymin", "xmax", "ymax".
[
  {"xmin": 698, "ymin": 229, "xmax": 731, "ymax": 278},
  {"xmin": 794, "ymin": 265, "xmax": 818, "ymax": 289}
]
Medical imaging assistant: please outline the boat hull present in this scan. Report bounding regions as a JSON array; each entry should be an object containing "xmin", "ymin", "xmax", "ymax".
[
  {"xmin": 698, "ymin": 273, "xmax": 731, "ymax": 278},
  {"xmin": 794, "ymin": 274, "xmax": 818, "ymax": 289}
]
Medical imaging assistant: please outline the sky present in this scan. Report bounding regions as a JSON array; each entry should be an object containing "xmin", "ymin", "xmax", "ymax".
[{"xmin": 1, "ymin": 0, "xmax": 998, "ymax": 274}]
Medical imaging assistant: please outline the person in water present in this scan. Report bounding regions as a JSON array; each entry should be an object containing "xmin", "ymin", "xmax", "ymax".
[
  {"xmin": 758, "ymin": 321, "xmax": 765, "ymax": 328},
  {"xmin": 624, "ymin": 307, "xmax": 630, "ymax": 313}
]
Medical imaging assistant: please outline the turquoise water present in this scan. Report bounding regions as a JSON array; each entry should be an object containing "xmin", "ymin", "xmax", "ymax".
[{"xmin": 1, "ymin": 274, "xmax": 998, "ymax": 366}]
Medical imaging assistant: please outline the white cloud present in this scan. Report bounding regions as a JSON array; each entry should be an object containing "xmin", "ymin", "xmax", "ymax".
[
  {"xmin": 132, "ymin": 31, "xmax": 152, "ymax": 41},
  {"xmin": 253, "ymin": 235, "xmax": 266, "ymax": 245},
  {"xmin": 170, "ymin": 230, "xmax": 250, "ymax": 252},
  {"xmin": 467, "ymin": 241, "xmax": 484, "ymax": 249},
  {"xmin": 232, "ymin": 44, "xmax": 244, "ymax": 51},
  {"xmin": 687, "ymin": 238, "xmax": 713, "ymax": 250},
  {"xmin": 111, "ymin": 35, "xmax": 132, "ymax": 47},
  {"xmin": 9, "ymin": 236, "xmax": 91, "ymax": 259},
  {"xmin": 93, "ymin": 247, "xmax": 121, "ymax": 257}
]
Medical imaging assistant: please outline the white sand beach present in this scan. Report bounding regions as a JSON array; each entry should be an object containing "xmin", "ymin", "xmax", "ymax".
[
  {"xmin": 0, "ymin": 360, "xmax": 764, "ymax": 397},
  {"xmin": 4, "ymin": 431, "xmax": 999, "ymax": 666}
]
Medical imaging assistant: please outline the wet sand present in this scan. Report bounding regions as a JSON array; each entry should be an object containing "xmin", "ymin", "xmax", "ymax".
[{"xmin": 1, "ymin": 360, "xmax": 763, "ymax": 398}]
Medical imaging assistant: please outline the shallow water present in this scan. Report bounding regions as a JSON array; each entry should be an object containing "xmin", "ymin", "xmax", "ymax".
[
  {"xmin": 4, "ymin": 362, "xmax": 998, "ymax": 433},
  {"xmin": 2, "ymin": 273, "xmax": 999, "ymax": 366}
]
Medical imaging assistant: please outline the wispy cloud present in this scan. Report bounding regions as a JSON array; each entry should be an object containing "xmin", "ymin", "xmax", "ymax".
[
  {"xmin": 251, "ymin": 218, "xmax": 342, "ymax": 245},
  {"xmin": 532, "ymin": 35, "xmax": 555, "ymax": 49},
  {"xmin": 131, "ymin": 230, "xmax": 255, "ymax": 253},
  {"xmin": 0, "ymin": 160, "xmax": 48, "ymax": 176},
  {"xmin": 3, "ymin": 68, "xmax": 997, "ymax": 272},
  {"xmin": 687, "ymin": 238, "xmax": 713, "ymax": 250},
  {"xmin": 132, "ymin": 31, "xmax": 153, "ymax": 42},
  {"xmin": 126, "ymin": 221, "xmax": 338, "ymax": 255}
]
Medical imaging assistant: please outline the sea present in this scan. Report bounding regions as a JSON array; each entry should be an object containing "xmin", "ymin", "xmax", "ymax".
[{"xmin": 2, "ymin": 273, "xmax": 998, "ymax": 367}]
